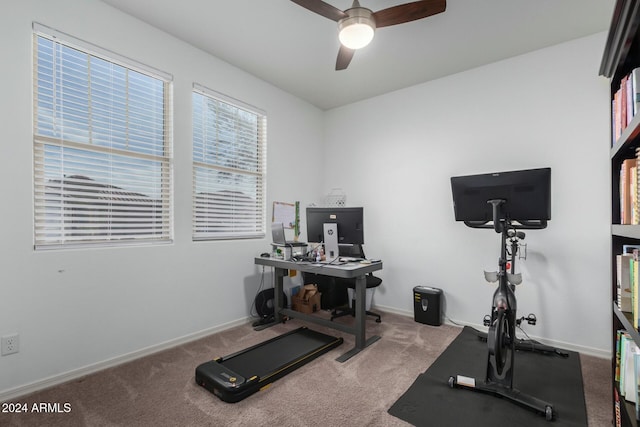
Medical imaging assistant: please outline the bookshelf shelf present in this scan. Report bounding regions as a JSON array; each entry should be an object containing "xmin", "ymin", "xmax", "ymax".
[
  {"xmin": 603, "ymin": 1, "xmax": 640, "ymax": 425},
  {"xmin": 612, "ymin": 114, "xmax": 640, "ymax": 160},
  {"xmin": 615, "ymin": 302, "xmax": 640, "ymax": 344},
  {"xmin": 613, "ymin": 225, "xmax": 640, "ymax": 239}
]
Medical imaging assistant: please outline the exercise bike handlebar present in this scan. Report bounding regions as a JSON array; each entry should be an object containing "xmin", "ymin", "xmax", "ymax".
[
  {"xmin": 463, "ymin": 219, "xmax": 548, "ymax": 230},
  {"xmin": 463, "ymin": 199, "xmax": 548, "ymax": 232}
]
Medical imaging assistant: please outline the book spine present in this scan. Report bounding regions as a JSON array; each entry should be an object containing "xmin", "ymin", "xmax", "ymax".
[
  {"xmin": 632, "ymin": 164, "xmax": 638, "ymax": 225},
  {"xmin": 615, "ymin": 386, "xmax": 622, "ymax": 427},
  {"xmin": 621, "ymin": 159, "xmax": 637, "ymax": 225},
  {"xmin": 635, "ymin": 353, "xmax": 640, "ymax": 419},
  {"xmin": 616, "ymin": 89, "xmax": 622, "ymax": 142},
  {"xmin": 632, "ymin": 67, "xmax": 640, "ymax": 117},
  {"xmin": 618, "ymin": 254, "xmax": 634, "ymax": 312},
  {"xmin": 637, "ymin": 149, "xmax": 640, "ymax": 225},
  {"xmin": 623, "ymin": 75, "xmax": 629, "ymax": 133},
  {"xmin": 634, "ymin": 249, "xmax": 639, "ymax": 329},
  {"xmin": 629, "ymin": 74, "xmax": 635, "ymax": 125},
  {"xmin": 614, "ymin": 98, "xmax": 618, "ymax": 145},
  {"xmin": 622, "ymin": 333, "xmax": 629, "ymax": 396},
  {"xmin": 618, "ymin": 330, "xmax": 623, "ymax": 382}
]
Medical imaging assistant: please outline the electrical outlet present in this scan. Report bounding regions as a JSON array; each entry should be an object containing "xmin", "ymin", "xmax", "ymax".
[{"xmin": 1, "ymin": 334, "xmax": 19, "ymax": 356}]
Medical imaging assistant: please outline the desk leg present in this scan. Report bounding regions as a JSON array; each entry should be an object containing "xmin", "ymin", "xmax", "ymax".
[
  {"xmin": 335, "ymin": 274, "xmax": 380, "ymax": 362},
  {"xmin": 354, "ymin": 274, "xmax": 366, "ymax": 349},
  {"xmin": 273, "ymin": 267, "xmax": 285, "ymax": 323}
]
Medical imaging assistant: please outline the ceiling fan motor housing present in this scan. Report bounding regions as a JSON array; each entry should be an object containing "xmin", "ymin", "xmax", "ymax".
[
  {"xmin": 338, "ymin": 7, "xmax": 376, "ymax": 49},
  {"xmin": 289, "ymin": 0, "xmax": 446, "ymax": 69}
]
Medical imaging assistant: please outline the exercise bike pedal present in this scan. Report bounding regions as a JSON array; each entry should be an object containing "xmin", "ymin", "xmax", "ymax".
[
  {"xmin": 483, "ymin": 271, "xmax": 498, "ymax": 283},
  {"xmin": 483, "ymin": 314, "xmax": 491, "ymax": 327},
  {"xmin": 507, "ymin": 272, "xmax": 522, "ymax": 285},
  {"xmin": 525, "ymin": 313, "xmax": 537, "ymax": 325}
]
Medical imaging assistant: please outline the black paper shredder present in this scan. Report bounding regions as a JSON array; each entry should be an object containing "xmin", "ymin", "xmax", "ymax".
[{"xmin": 413, "ymin": 286, "xmax": 443, "ymax": 326}]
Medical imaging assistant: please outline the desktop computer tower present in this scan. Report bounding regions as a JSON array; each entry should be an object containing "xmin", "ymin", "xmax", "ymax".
[
  {"xmin": 302, "ymin": 273, "xmax": 348, "ymax": 310},
  {"xmin": 413, "ymin": 286, "xmax": 443, "ymax": 326},
  {"xmin": 323, "ymin": 223, "xmax": 339, "ymax": 262}
]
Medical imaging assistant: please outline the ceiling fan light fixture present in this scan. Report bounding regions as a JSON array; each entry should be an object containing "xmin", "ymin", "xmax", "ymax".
[{"xmin": 338, "ymin": 9, "xmax": 376, "ymax": 50}]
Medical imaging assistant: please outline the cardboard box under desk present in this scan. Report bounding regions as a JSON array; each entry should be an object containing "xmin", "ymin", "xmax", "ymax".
[{"xmin": 292, "ymin": 284, "xmax": 322, "ymax": 314}]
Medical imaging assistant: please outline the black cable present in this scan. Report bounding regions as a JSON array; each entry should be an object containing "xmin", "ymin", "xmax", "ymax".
[
  {"xmin": 444, "ymin": 315, "xmax": 465, "ymax": 327},
  {"xmin": 516, "ymin": 322, "xmax": 538, "ymax": 352},
  {"xmin": 249, "ymin": 265, "xmax": 267, "ymax": 319}
]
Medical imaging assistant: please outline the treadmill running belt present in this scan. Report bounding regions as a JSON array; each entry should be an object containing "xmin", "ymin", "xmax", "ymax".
[{"xmin": 196, "ymin": 327, "xmax": 343, "ymax": 403}]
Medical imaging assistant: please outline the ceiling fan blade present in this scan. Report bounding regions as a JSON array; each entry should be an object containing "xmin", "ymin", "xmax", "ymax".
[
  {"xmin": 290, "ymin": 0, "xmax": 347, "ymax": 22},
  {"xmin": 373, "ymin": 0, "xmax": 446, "ymax": 28},
  {"xmin": 336, "ymin": 45, "xmax": 355, "ymax": 71}
]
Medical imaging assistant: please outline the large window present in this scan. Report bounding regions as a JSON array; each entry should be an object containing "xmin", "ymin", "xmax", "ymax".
[
  {"xmin": 33, "ymin": 24, "xmax": 173, "ymax": 249},
  {"xmin": 192, "ymin": 84, "xmax": 266, "ymax": 240}
]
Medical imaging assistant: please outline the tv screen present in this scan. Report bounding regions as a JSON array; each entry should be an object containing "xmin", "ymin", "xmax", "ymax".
[
  {"xmin": 450, "ymin": 168, "xmax": 551, "ymax": 223},
  {"xmin": 306, "ymin": 207, "xmax": 364, "ymax": 245}
]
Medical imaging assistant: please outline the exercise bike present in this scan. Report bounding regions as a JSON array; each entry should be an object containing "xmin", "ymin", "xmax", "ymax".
[{"xmin": 448, "ymin": 199, "xmax": 561, "ymax": 421}]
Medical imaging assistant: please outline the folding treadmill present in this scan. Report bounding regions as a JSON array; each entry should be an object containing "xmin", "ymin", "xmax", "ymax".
[{"xmin": 195, "ymin": 326, "xmax": 343, "ymax": 403}]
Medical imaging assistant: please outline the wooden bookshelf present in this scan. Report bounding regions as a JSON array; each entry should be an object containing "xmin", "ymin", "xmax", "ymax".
[{"xmin": 602, "ymin": 1, "xmax": 640, "ymax": 425}]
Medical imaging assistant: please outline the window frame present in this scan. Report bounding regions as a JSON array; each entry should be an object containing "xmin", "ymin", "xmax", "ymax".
[
  {"xmin": 32, "ymin": 23, "xmax": 174, "ymax": 250},
  {"xmin": 192, "ymin": 83, "xmax": 267, "ymax": 241}
]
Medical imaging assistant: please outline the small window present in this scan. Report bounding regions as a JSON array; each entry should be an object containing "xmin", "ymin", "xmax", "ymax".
[
  {"xmin": 192, "ymin": 84, "xmax": 266, "ymax": 240},
  {"xmin": 33, "ymin": 24, "xmax": 173, "ymax": 249}
]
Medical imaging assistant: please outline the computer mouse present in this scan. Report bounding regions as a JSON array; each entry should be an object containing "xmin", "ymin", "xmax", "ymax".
[{"xmin": 260, "ymin": 252, "xmax": 270, "ymax": 258}]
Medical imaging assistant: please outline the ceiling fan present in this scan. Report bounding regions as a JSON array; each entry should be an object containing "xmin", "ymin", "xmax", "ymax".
[{"xmin": 290, "ymin": 0, "xmax": 446, "ymax": 70}]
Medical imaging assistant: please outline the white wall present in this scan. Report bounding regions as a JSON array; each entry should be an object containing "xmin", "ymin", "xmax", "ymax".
[
  {"xmin": 0, "ymin": 0, "xmax": 613, "ymax": 399},
  {"xmin": 0, "ymin": 0, "xmax": 324, "ymax": 397},
  {"xmin": 323, "ymin": 33, "xmax": 612, "ymax": 355}
]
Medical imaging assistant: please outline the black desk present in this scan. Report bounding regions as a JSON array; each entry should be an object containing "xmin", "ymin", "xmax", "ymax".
[{"xmin": 254, "ymin": 257, "xmax": 383, "ymax": 362}]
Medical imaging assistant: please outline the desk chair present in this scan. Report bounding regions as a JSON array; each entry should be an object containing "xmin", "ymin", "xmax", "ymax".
[{"xmin": 331, "ymin": 244, "xmax": 382, "ymax": 323}]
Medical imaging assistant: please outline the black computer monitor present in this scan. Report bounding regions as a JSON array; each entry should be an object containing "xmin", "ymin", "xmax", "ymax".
[
  {"xmin": 450, "ymin": 167, "xmax": 551, "ymax": 223},
  {"xmin": 306, "ymin": 207, "xmax": 364, "ymax": 244}
]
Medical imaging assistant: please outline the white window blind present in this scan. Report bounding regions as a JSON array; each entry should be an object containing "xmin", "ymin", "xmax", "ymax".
[
  {"xmin": 192, "ymin": 84, "xmax": 266, "ymax": 240},
  {"xmin": 33, "ymin": 25, "xmax": 173, "ymax": 249}
]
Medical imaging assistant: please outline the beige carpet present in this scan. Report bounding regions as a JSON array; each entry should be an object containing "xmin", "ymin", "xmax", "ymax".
[{"xmin": 1, "ymin": 311, "xmax": 611, "ymax": 426}]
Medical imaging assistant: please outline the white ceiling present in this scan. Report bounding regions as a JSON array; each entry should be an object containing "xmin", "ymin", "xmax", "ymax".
[{"xmin": 100, "ymin": 0, "xmax": 614, "ymax": 110}]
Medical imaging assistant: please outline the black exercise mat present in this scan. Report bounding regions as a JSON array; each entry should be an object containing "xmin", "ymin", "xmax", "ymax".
[{"xmin": 388, "ymin": 326, "xmax": 587, "ymax": 426}]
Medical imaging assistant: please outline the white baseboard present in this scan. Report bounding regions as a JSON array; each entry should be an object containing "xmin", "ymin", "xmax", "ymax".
[
  {"xmin": 0, "ymin": 317, "xmax": 250, "ymax": 402},
  {"xmin": 374, "ymin": 304, "xmax": 611, "ymax": 359}
]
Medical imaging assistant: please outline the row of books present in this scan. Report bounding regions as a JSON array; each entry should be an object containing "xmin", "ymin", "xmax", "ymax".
[
  {"xmin": 613, "ymin": 68, "xmax": 640, "ymax": 144},
  {"xmin": 616, "ymin": 247, "xmax": 640, "ymax": 319},
  {"xmin": 616, "ymin": 329, "xmax": 640, "ymax": 422},
  {"xmin": 620, "ymin": 151, "xmax": 640, "ymax": 225}
]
